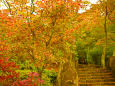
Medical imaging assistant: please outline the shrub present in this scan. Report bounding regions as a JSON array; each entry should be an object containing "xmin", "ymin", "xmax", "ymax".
[
  {"xmin": 13, "ymin": 72, "xmax": 44, "ymax": 86},
  {"xmin": 42, "ymin": 69, "xmax": 57, "ymax": 86},
  {"xmin": 0, "ymin": 47, "xmax": 19, "ymax": 86}
]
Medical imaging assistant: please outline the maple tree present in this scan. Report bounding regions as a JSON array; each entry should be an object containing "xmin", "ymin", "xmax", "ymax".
[{"xmin": 0, "ymin": 0, "xmax": 83, "ymax": 85}]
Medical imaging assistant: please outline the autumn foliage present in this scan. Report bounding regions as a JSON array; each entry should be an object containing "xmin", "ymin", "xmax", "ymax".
[
  {"xmin": 0, "ymin": 0, "xmax": 114, "ymax": 85},
  {"xmin": 0, "ymin": 47, "xmax": 19, "ymax": 86}
]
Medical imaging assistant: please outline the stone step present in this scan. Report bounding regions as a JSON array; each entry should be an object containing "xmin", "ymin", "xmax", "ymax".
[
  {"xmin": 78, "ymin": 64, "xmax": 115, "ymax": 86},
  {"xmin": 78, "ymin": 68, "xmax": 111, "ymax": 71},
  {"xmin": 78, "ymin": 70, "xmax": 112, "ymax": 73},
  {"xmin": 79, "ymin": 84, "xmax": 115, "ymax": 86},
  {"xmin": 78, "ymin": 75, "xmax": 113, "ymax": 77},
  {"xmin": 79, "ymin": 77, "xmax": 115, "ymax": 80},
  {"xmin": 79, "ymin": 79, "xmax": 115, "ymax": 82},
  {"xmin": 78, "ymin": 66, "xmax": 102, "ymax": 69},
  {"xmin": 79, "ymin": 81, "xmax": 115, "ymax": 85},
  {"xmin": 78, "ymin": 64, "xmax": 101, "ymax": 66},
  {"xmin": 78, "ymin": 67, "xmax": 110, "ymax": 69},
  {"xmin": 79, "ymin": 74, "xmax": 113, "ymax": 77},
  {"xmin": 78, "ymin": 66, "xmax": 103, "ymax": 69},
  {"xmin": 78, "ymin": 73, "xmax": 112, "ymax": 76},
  {"xmin": 78, "ymin": 72, "xmax": 112, "ymax": 75}
]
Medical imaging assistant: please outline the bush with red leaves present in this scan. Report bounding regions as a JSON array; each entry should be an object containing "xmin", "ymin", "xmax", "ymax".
[
  {"xmin": 0, "ymin": 47, "xmax": 19, "ymax": 86},
  {"xmin": 12, "ymin": 72, "xmax": 44, "ymax": 86}
]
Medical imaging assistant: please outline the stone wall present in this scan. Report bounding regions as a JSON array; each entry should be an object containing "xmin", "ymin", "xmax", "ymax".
[{"xmin": 109, "ymin": 56, "xmax": 115, "ymax": 77}]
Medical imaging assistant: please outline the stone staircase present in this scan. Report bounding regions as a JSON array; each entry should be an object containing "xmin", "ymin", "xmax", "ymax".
[{"xmin": 78, "ymin": 64, "xmax": 115, "ymax": 86}]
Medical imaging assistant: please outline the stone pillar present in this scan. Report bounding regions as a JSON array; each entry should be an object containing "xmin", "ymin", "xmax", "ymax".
[
  {"xmin": 61, "ymin": 61, "xmax": 78, "ymax": 86},
  {"xmin": 109, "ymin": 56, "xmax": 115, "ymax": 77}
]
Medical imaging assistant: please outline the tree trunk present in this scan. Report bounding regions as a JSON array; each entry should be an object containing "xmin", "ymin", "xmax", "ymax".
[
  {"xmin": 57, "ymin": 61, "xmax": 63, "ymax": 86},
  {"xmin": 101, "ymin": 47, "xmax": 106, "ymax": 68},
  {"xmin": 101, "ymin": 0, "xmax": 108, "ymax": 68},
  {"xmin": 113, "ymin": 49, "xmax": 115, "ymax": 56}
]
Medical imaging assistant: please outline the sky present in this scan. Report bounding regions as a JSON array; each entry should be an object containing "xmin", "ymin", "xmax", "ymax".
[
  {"xmin": 0, "ymin": 2, "xmax": 7, "ymax": 10},
  {"xmin": 78, "ymin": 0, "xmax": 99, "ymax": 13},
  {"xmin": 88, "ymin": 0, "xmax": 99, "ymax": 4}
]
